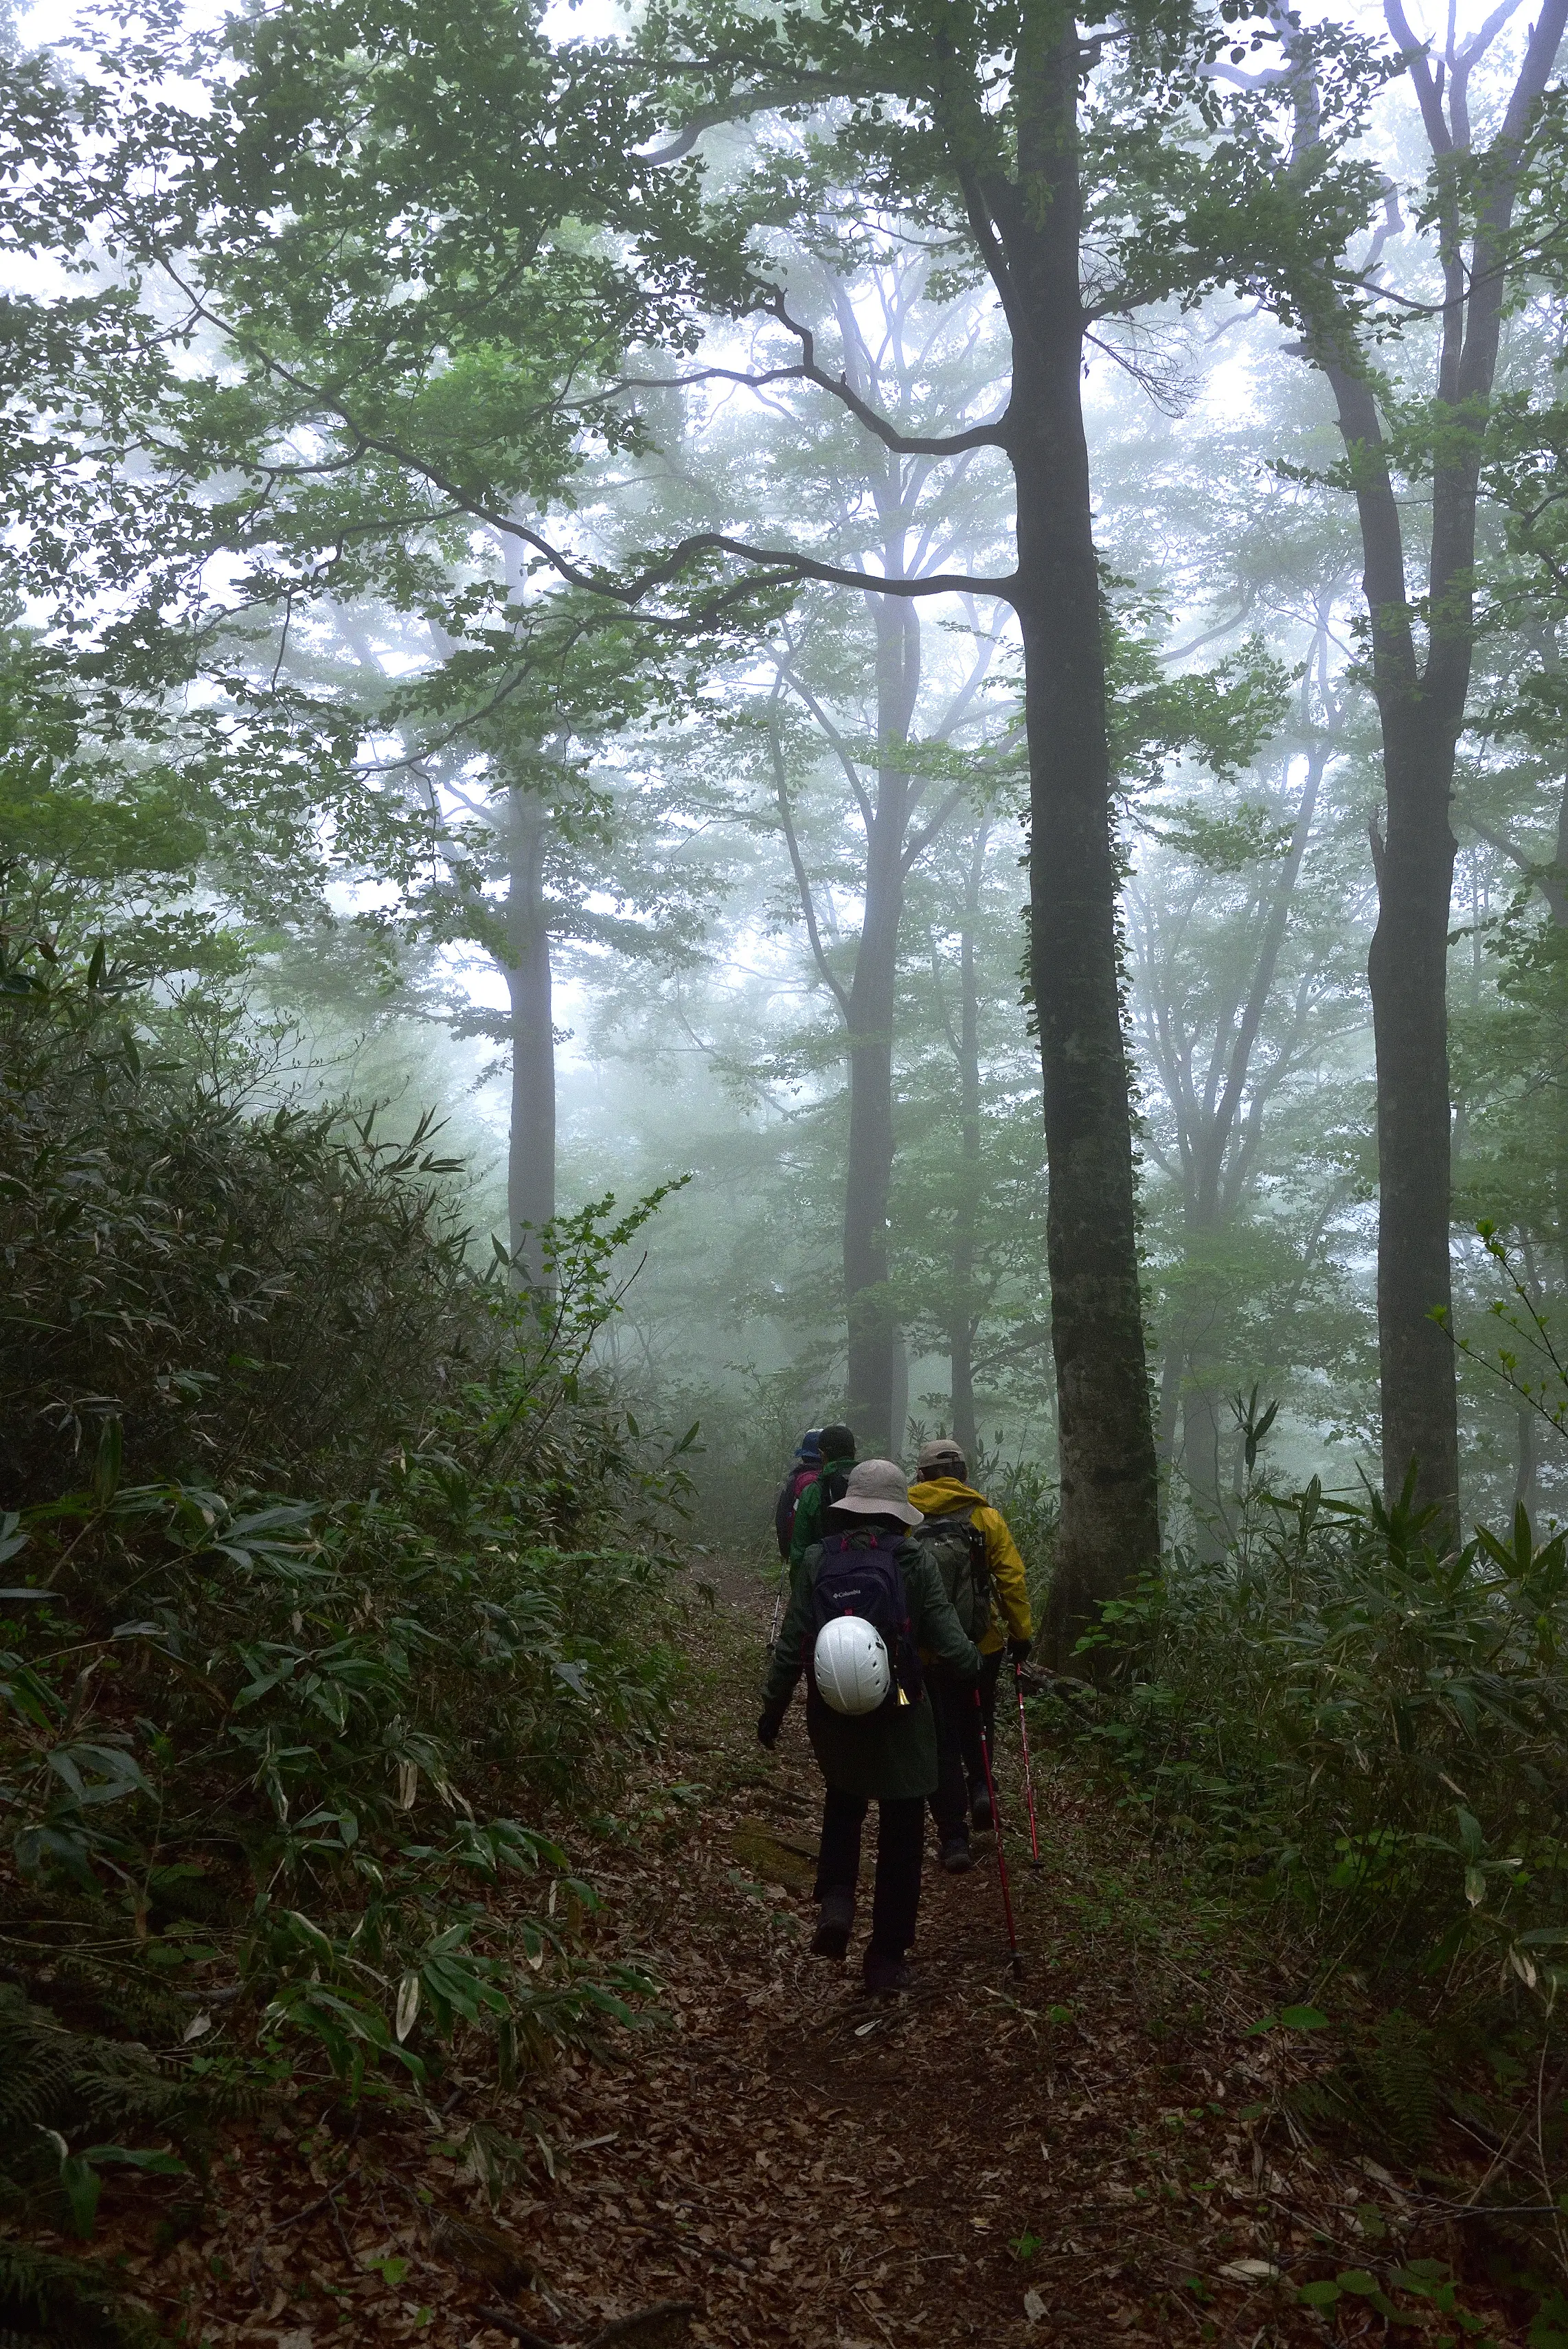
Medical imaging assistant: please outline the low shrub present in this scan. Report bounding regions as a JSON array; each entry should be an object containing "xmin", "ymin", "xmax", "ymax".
[
  {"xmin": 0, "ymin": 929, "xmax": 696, "ymax": 2328},
  {"xmin": 1076, "ymin": 1474, "xmax": 1568, "ymax": 2006}
]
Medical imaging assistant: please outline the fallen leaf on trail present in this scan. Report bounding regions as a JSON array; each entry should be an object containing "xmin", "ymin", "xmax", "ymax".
[
  {"xmin": 588, "ymin": 2300, "xmax": 696, "ymax": 2347},
  {"xmin": 431, "ymin": 2212, "xmax": 534, "ymax": 2296},
  {"xmin": 49, "ymin": 1558, "xmax": 1528, "ymax": 2349}
]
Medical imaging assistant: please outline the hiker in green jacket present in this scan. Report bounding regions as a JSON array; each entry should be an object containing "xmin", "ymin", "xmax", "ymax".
[
  {"xmin": 758, "ymin": 1457, "xmax": 982, "ymax": 1995},
  {"xmin": 786, "ymin": 1421, "xmax": 856, "ymax": 1567}
]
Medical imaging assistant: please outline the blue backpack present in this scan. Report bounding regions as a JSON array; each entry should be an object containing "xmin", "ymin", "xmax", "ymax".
[{"xmin": 804, "ymin": 1531, "xmax": 924, "ymax": 1716}]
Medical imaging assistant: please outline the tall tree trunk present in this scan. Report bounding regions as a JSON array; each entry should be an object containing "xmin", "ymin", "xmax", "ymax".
[
  {"xmin": 1155, "ymin": 1334, "xmax": 1182, "ymax": 1468},
  {"xmin": 1181, "ymin": 1373, "xmax": 1230, "ymax": 1565},
  {"xmin": 1296, "ymin": 0, "xmax": 1568, "ymax": 1532},
  {"xmin": 843, "ymin": 598, "xmax": 918, "ymax": 1451},
  {"xmin": 1367, "ymin": 684, "xmax": 1460, "ymax": 1516},
  {"xmin": 1175, "ymin": 740, "xmax": 1328, "ymax": 1554},
  {"xmin": 1313, "ymin": 348, "xmax": 1463, "ymax": 1523},
  {"xmin": 1005, "ymin": 10, "xmax": 1161, "ymax": 1667},
  {"xmin": 1545, "ymin": 780, "xmax": 1568, "ymax": 1296},
  {"xmin": 889, "ymin": 1333, "xmax": 910, "ymax": 1461},
  {"xmin": 948, "ymin": 827, "xmax": 986, "ymax": 1456},
  {"xmin": 504, "ymin": 786, "xmax": 555, "ymax": 1284}
]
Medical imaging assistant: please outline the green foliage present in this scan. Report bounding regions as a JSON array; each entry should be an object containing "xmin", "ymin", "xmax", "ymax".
[
  {"xmin": 1074, "ymin": 1472, "xmax": 1568, "ymax": 2018},
  {"xmin": 0, "ymin": 933, "xmax": 690, "ymax": 2335}
]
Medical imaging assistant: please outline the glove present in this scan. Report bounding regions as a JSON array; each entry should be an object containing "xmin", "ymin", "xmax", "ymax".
[
  {"xmin": 1009, "ymin": 1636, "xmax": 1033, "ymax": 1664},
  {"xmin": 757, "ymin": 1705, "xmax": 786, "ymax": 1749}
]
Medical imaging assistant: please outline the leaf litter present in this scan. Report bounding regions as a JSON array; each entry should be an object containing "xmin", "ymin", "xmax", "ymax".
[{"xmin": 32, "ymin": 1559, "xmax": 1533, "ymax": 2346}]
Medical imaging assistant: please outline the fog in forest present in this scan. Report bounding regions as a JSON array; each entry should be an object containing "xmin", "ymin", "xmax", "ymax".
[
  {"xmin": 60, "ymin": 0, "xmax": 1548, "ymax": 1562},
  {"xmin": 10, "ymin": 0, "xmax": 1568, "ymax": 2330}
]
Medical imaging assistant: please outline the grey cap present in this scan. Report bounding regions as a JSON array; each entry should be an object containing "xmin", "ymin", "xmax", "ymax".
[
  {"xmin": 916, "ymin": 1438, "xmax": 967, "ymax": 1479},
  {"xmin": 832, "ymin": 1457, "xmax": 922, "ymax": 1528}
]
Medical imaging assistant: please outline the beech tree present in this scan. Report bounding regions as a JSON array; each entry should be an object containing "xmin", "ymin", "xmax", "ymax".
[
  {"xmin": 9, "ymin": 0, "xmax": 1372, "ymax": 1653},
  {"xmin": 626, "ymin": 0, "xmax": 1375, "ymax": 1657},
  {"xmin": 1264, "ymin": 0, "xmax": 1568, "ymax": 1525},
  {"xmin": 666, "ymin": 247, "xmax": 1015, "ymax": 1447}
]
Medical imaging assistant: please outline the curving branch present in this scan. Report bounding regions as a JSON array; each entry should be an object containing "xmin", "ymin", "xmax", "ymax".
[
  {"xmin": 636, "ymin": 74, "xmax": 879, "ymax": 166},
  {"xmin": 768, "ymin": 694, "xmax": 852, "ymax": 1021},
  {"xmin": 756, "ymin": 291, "xmax": 1010, "ymax": 455}
]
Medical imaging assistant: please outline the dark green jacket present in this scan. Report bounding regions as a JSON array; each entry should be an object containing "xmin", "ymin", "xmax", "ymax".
[
  {"xmin": 788, "ymin": 1453, "xmax": 854, "ymax": 1566},
  {"xmin": 762, "ymin": 1530, "xmax": 984, "ymax": 1800}
]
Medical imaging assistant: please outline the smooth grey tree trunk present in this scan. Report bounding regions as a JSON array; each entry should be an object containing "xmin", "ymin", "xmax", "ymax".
[
  {"xmin": 503, "ymin": 786, "xmax": 556, "ymax": 1284},
  {"xmin": 947, "ymin": 829, "xmax": 986, "ymax": 1457},
  {"xmin": 1296, "ymin": 0, "xmax": 1568, "ymax": 1532},
  {"xmin": 1174, "ymin": 738, "xmax": 1326, "ymax": 1552},
  {"xmin": 843, "ymin": 601, "xmax": 920, "ymax": 1451}
]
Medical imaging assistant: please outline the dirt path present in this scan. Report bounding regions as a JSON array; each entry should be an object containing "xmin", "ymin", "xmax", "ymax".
[
  {"xmin": 106, "ymin": 1558, "xmax": 1526, "ymax": 2348},
  {"xmin": 473, "ymin": 1563, "xmax": 1523, "ymax": 2349}
]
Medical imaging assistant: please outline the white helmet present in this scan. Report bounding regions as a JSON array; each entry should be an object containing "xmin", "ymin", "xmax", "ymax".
[{"xmin": 813, "ymin": 1614, "xmax": 891, "ymax": 1716}]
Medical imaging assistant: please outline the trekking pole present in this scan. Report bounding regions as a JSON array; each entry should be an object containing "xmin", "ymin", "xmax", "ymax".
[
  {"xmin": 1013, "ymin": 1659, "xmax": 1043, "ymax": 1870},
  {"xmin": 974, "ymin": 1688, "xmax": 1023, "ymax": 1980},
  {"xmin": 766, "ymin": 1564, "xmax": 788, "ymax": 1657}
]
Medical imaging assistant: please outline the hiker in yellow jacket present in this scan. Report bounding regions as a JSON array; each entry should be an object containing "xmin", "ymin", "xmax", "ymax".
[{"xmin": 907, "ymin": 1438, "xmax": 1033, "ymax": 1874}]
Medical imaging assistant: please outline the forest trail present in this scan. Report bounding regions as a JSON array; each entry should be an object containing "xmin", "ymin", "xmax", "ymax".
[{"xmin": 120, "ymin": 1559, "xmax": 1521, "ymax": 2349}]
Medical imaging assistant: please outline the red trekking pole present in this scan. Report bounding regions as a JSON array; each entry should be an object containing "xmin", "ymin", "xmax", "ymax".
[
  {"xmin": 1014, "ymin": 1659, "xmax": 1042, "ymax": 1869},
  {"xmin": 974, "ymin": 1689, "xmax": 1023, "ymax": 1979}
]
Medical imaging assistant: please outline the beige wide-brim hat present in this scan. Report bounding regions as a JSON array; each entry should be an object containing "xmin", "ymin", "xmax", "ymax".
[{"xmin": 832, "ymin": 1457, "xmax": 923, "ymax": 1528}]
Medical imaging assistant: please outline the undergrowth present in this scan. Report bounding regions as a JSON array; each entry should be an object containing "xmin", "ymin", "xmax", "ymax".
[
  {"xmin": 0, "ymin": 927, "xmax": 697, "ymax": 2340},
  {"xmin": 1053, "ymin": 1461, "xmax": 1568, "ymax": 2313}
]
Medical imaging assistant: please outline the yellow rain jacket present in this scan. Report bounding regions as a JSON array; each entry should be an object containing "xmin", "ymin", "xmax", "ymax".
[{"xmin": 906, "ymin": 1477, "xmax": 1032, "ymax": 1657}]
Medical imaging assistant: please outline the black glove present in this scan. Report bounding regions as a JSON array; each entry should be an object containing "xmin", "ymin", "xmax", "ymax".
[
  {"xmin": 1009, "ymin": 1636, "xmax": 1032, "ymax": 1664},
  {"xmin": 757, "ymin": 1705, "xmax": 786, "ymax": 1749}
]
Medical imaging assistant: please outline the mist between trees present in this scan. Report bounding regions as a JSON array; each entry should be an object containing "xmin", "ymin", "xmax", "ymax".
[{"xmin": 11, "ymin": 0, "xmax": 1568, "ymax": 2317}]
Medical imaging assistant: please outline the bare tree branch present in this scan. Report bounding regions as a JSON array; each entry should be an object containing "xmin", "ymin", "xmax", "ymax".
[
  {"xmin": 768, "ymin": 693, "xmax": 852, "ymax": 1021},
  {"xmin": 757, "ymin": 291, "xmax": 1010, "ymax": 455}
]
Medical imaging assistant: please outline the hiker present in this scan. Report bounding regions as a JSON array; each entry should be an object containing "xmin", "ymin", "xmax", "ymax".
[
  {"xmin": 756, "ymin": 1457, "xmax": 982, "ymax": 1995},
  {"xmin": 786, "ymin": 1421, "xmax": 856, "ymax": 1566},
  {"xmin": 908, "ymin": 1438, "xmax": 1034, "ymax": 1876},
  {"xmin": 773, "ymin": 1429, "xmax": 823, "ymax": 1558}
]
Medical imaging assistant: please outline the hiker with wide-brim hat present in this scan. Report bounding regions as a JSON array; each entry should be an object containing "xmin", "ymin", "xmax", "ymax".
[{"xmin": 757, "ymin": 1457, "xmax": 982, "ymax": 1995}]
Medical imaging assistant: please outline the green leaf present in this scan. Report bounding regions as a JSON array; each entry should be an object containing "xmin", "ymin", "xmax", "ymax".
[
  {"xmin": 60, "ymin": 2153, "xmax": 101, "ymax": 2236},
  {"xmin": 1299, "ymin": 2281, "xmax": 1341, "ymax": 2307},
  {"xmin": 83, "ymin": 2146, "xmax": 188, "ymax": 2175},
  {"xmin": 91, "ymin": 1416, "xmax": 122, "ymax": 1506},
  {"xmin": 1279, "ymin": 2004, "xmax": 1328, "ymax": 2030}
]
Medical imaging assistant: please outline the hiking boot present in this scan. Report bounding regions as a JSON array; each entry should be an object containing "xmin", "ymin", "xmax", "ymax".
[
  {"xmin": 810, "ymin": 1888, "xmax": 854, "ymax": 1958},
  {"xmin": 970, "ymin": 1788, "xmax": 994, "ymax": 1833},
  {"xmin": 940, "ymin": 1834, "xmax": 974, "ymax": 1874},
  {"xmin": 862, "ymin": 1949, "xmax": 911, "ymax": 1996}
]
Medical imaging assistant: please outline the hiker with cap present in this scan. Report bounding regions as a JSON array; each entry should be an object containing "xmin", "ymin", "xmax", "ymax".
[
  {"xmin": 773, "ymin": 1429, "xmax": 823, "ymax": 1558},
  {"xmin": 756, "ymin": 1457, "xmax": 982, "ymax": 1995},
  {"xmin": 787, "ymin": 1421, "xmax": 856, "ymax": 1567},
  {"xmin": 908, "ymin": 1438, "xmax": 1034, "ymax": 1874}
]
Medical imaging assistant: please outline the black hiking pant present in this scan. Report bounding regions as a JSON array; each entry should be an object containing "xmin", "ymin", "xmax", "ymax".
[
  {"xmin": 928, "ymin": 1651, "xmax": 1003, "ymax": 1841},
  {"xmin": 813, "ymin": 1788, "xmax": 924, "ymax": 1958}
]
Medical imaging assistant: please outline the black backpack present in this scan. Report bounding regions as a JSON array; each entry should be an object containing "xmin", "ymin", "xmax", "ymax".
[
  {"xmin": 913, "ymin": 1506, "xmax": 992, "ymax": 1642},
  {"xmin": 804, "ymin": 1530, "xmax": 924, "ymax": 1715}
]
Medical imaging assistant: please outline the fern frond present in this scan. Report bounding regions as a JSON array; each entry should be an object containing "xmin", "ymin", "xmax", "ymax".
[{"xmin": 0, "ymin": 2236, "xmax": 161, "ymax": 2349}]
